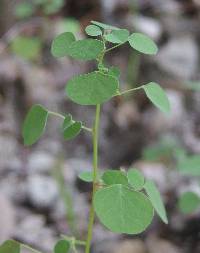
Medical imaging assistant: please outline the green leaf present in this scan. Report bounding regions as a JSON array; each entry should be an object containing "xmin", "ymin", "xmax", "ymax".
[
  {"xmin": 22, "ymin": 104, "xmax": 48, "ymax": 146},
  {"xmin": 63, "ymin": 121, "xmax": 82, "ymax": 140},
  {"xmin": 66, "ymin": 71, "xmax": 119, "ymax": 105},
  {"xmin": 54, "ymin": 239, "xmax": 70, "ymax": 253},
  {"xmin": 144, "ymin": 180, "xmax": 168, "ymax": 224},
  {"xmin": 58, "ymin": 18, "xmax": 80, "ymax": 33},
  {"xmin": 51, "ymin": 32, "xmax": 76, "ymax": 57},
  {"xmin": 108, "ymin": 66, "xmax": 120, "ymax": 79},
  {"xmin": 85, "ymin": 25, "xmax": 102, "ymax": 36},
  {"xmin": 68, "ymin": 39, "xmax": 104, "ymax": 60},
  {"xmin": 178, "ymin": 155, "xmax": 200, "ymax": 176},
  {"xmin": 62, "ymin": 114, "xmax": 73, "ymax": 129},
  {"xmin": 94, "ymin": 185, "xmax": 154, "ymax": 234},
  {"xmin": 78, "ymin": 171, "xmax": 93, "ymax": 182},
  {"xmin": 104, "ymin": 29, "xmax": 129, "ymax": 44},
  {"xmin": 143, "ymin": 82, "xmax": 170, "ymax": 113},
  {"xmin": 15, "ymin": 3, "xmax": 35, "ymax": 18},
  {"xmin": 102, "ymin": 170, "xmax": 128, "ymax": 186},
  {"xmin": 0, "ymin": 240, "xmax": 20, "ymax": 253},
  {"xmin": 91, "ymin": 21, "xmax": 119, "ymax": 30},
  {"xmin": 127, "ymin": 169, "xmax": 145, "ymax": 190},
  {"xmin": 128, "ymin": 33, "xmax": 158, "ymax": 55},
  {"xmin": 11, "ymin": 36, "xmax": 42, "ymax": 60},
  {"xmin": 178, "ymin": 192, "xmax": 200, "ymax": 214}
]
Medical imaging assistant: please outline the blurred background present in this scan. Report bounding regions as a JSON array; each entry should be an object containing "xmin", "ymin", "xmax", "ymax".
[{"xmin": 0, "ymin": 0, "xmax": 200, "ymax": 252}]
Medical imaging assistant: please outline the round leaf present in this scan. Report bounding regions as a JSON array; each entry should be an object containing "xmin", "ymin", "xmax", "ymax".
[
  {"xmin": 63, "ymin": 121, "xmax": 82, "ymax": 140},
  {"xmin": 127, "ymin": 169, "xmax": 145, "ymax": 190},
  {"xmin": 128, "ymin": 33, "xmax": 158, "ymax": 55},
  {"xmin": 178, "ymin": 192, "xmax": 200, "ymax": 214},
  {"xmin": 144, "ymin": 180, "xmax": 168, "ymax": 224},
  {"xmin": 68, "ymin": 39, "xmax": 104, "ymax": 60},
  {"xmin": 78, "ymin": 171, "xmax": 93, "ymax": 182},
  {"xmin": 54, "ymin": 239, "xmax": 70, "ymax": 253},
  {"xmin": 0, "ymin": 240, "xmax": 20, "ymax": 253},
  {"xmin": 85, "ymin": 25, "xmax": 102, "ymax": 36},
  {"xmin": 104, "ymin": 29, "xmax": 129, "ymax": 44},
  {"xmin": 66, "ymin": 71, "xmax": 119, "ymax": 105},
  {"xmin": 102, "ymin": 170, "xmax": 128, "ymax": 186},
  {"xmin": 91, "ymin": 21, "xmax": 119, "ymax": 30},
  {"xmin": 51, "ymin": 32, "xmax": 76, "ymax": 57},
  {"xmin": 94, "ymin": 185, "xmax": 154, "ymax": 234},
  {"xmin": 22, "ymin": 104, "xmax": 48, "ymax": 146},
  {"xmin": 143, "ymin": 82, "xmax": 170, "ymax": 113}
]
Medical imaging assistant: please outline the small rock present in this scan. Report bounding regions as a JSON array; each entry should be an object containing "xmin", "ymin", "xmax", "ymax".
[
  {"xmin": 156, "ymin": 36, "xmax": 198, "ymax": 80},
  {"xmin": 26, "ymin": 175, "xmax": 58, "ymax": 209},
  {"xmin": 27, "ymin": 151, "xmax": 55, "ymax": 174},
  {"xmin": 0, "ymin": 193, "xmax": 15, "ymax": 243},
  {"xmin": 146, "ymin": 235, "xmax": 181, "ymax": 253},
  {"xmin": 94, "ymin": 239, "xmax": 146, "ymax": 253},
  {"xmin": 131, "ymin": 15, "xmax": 162, "ymax": 41}
]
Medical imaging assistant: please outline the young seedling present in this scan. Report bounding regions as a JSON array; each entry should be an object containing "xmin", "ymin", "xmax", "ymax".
[{"xmin": 0, "ymin": 20, "xmax": 170, "ymax": 253}]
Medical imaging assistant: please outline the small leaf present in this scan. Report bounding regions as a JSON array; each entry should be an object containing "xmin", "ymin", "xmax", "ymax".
[
  {"xmin": 63, "ymin": 121, "xmax": 82, "ymax": 140},
  {"xmin": 178, "ymin": 155, "xmax": 200, "ymax": 176},
  {"xmin": 54, "ymin": 239, "xmax": 70, "ymax": 253},
  {"xmin": 78, "ymin": 171, "xmax": 93, "ymax": 182},
  {"xmin": 127, "ymin": 169, "xmax": 145, "ymax": 191},
  {"xmin": 91, "ymin": 21, "xmax": 119, "ymax": 30},
  {"xmin": 144, "ymin": 180, "xmax": 168, "ymax": 224},
  {"xmin": 85, "ymin": 25, "xmax": 102, "ymax": 36},
  {"xmin": 68, "ymin": 39, "xmax": 104, "ymax": 60},
  {"xmin": 62, "ymin": 114, "xmax": 73, "ymax": 129},
  {"xmin": 94, "ymin": 185, "xmax": 154, "ymax": 234},
  {"xmin": 66, "ymin": 71, "xmax": 119, "ymax": 105},
  {"xmin": 108, "ymin": 66, "xmax": 120, "ymax": 79},
  {"xmin": 11, "ymin": 36, "xmax": 42, "ymax": 60},
  {"xmin": 102, "ymin": 170, "xmax": 128, "ymax": 186},
  {"xmin": 51, "ymin": 32, "xmax": 76, "ymax": 57},
  {"xmin": 22, "ymin": 104, "xmax": 48, "ymax": 146},
  {"xmin": 128, "ymin": 33, "xmax": 158, "ymax": 55},
  {"xmin": 178, "ymin": 192, "xmax": 200, "ymax": 214},
  {"xmin": 15, "ymin": 3, "xmax": 35, "ymax": 19},
  {"xmin": 0, "ymin": 240, "xmax": 20, "ymax": 253},
  {"xmin": 143, "ymin": 82, "xmax": 170, "ymax": 113},
  {"xmin": 43, "ymin": 0, "xmax": 65, "ymax": 14},
  {"xmin": 104, "ymin": 29, "xmax": 129, "ymax": 44}
]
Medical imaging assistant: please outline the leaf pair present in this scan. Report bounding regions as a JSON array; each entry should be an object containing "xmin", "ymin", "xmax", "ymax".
[
  {"xmin": 79, "ymin": 168, "xmax": 168, "ymax": 234},
  {"xmin": 51, "ymin": 32, "xmax": 104, "ymax": 60},
  {"xmin": 22, "ymin": 105, "xmax": 82, "ymax": 146}
]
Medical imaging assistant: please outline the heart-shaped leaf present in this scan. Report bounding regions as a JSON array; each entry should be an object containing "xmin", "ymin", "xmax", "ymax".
[
  {"xmin": 66, "ymin": 71, "xmax": 119, "ymax": 105},
  {"xmin": 51, "ymin": 32, "xmax": 76, "ymax": 57},
  {"xmin": 128, "ymin": 33, "xmax": 158, "ymax": 55},
  {"xmin": 85, "ymin": 25, "xmax": 102, "ymax": 36},
  {"xmin": 143, "ymin": 82, "xmax": 170, "ymax": 113},
  {"xmin": 0, "ymin": 240, "xmax": 20, "ymax": 253},
  {"xmin": 144, "ymin": 180, "xmax": 168, "ymax": 224},
  {"xmin": 127, "ymin": 169, "xmax": 145, "ymax": 191},
  {"xmin": 102, "ymin": 170, "xmax": 128, "ymax": 186},
  {"xmin": 94, "ymin": 185, "xmax": 154, "ymax": 234},
  {"xmin": 68, "ymin": 39, "xmax": 104, "ymax": 60},
  {"xmin": 105, "ymin": 29, "xmax": 129, "ymax": 44},
  {"xmin": 178, "ymin": 191, "xmax": 200, "ymax": 214},
  {"xmin": 54, "ymin": 239, "xmax": 70, "ymax": 253},
  {"xmin": 22, "ymin": 104, "xmax": 48, "ymax": 146}
]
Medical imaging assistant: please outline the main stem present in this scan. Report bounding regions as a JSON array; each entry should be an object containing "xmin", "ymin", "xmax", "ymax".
[{"xmin": 85, "ymin": 104, "xmax": 101, "ymax": 253}]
